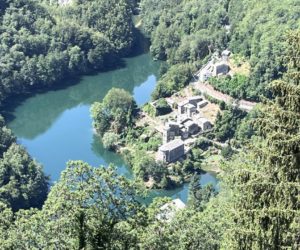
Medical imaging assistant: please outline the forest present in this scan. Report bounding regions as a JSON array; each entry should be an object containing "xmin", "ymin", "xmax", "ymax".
[
  {"xmin": 0, "ymin": 0, "xmax": 136, "ymax": 105},
  {"xmin": 0, "ymin": 0, "xmax": 299, "ymax": 249},
  {"xmin": 142, "ymin": 0, "xmax": 300, "ymax": 101}
]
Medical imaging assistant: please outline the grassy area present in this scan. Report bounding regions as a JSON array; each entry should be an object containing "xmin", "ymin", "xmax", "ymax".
[{"xmin": 201, "ymin": 154, "xmax": 222, "ymax": 173}]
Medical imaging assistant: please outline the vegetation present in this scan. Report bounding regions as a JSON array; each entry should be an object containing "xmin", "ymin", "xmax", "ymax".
[
  {"xmin": 155, "ymin": 98, "xmax": 172, "ymax": 116},
  {"xmin": 213, "ymin": 106, "xmax": 247, "ymax": 142},
  {"xmin": 91, "ymin": 88, "xmax": 137, "ymax": 135},
  {"xmin": 209, "ymin": 74, "xmax": 256, "ymax": 100},
  {"xmin": 0, "ymin": 0, "xmax": 299, "ymax": 248},
  {"xmin": 141, "ymin": 0, "xmax": 300, "ymax": 100},
  {"xmin": 102, "ymin": 132, "xmax": 119, "ymax": 150},
  {"xmin": 0, "ymin": 116, "xmax": 48, "ymax": 212},
  {"xmin": 152, "ymin": 63, "xmax": 194, "ymax": 99},
  {"xmin": 222, "ymin": 31, "xmax": 300, "ymax": 248},
  {"xmin": 0, "ymin": 0, "xmax": 136, "ymax": 105},
  {"xmin": 0, "ymin": 161, "xmax": 144, "ymax": 249}
]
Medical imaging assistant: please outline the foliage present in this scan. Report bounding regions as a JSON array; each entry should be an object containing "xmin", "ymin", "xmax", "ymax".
[
  {"xmin": 0, "ymin": 0, "xmax": 135, "ymax": 105},
  {"xmin": 209, "ymin": 74, "xmax": 259, "ymax": 101},
  {"xmin": 155, "ymin": 98, "xmax": 172, "ymax": 116},
  {"xmin": 0, "ymin": 143, "xmax": 48, "ymax": 211},
  {"xmin": 194, "ymin": 137, "xmax": 213, "ymax": 151},
  {"xmin": 0, "ymin": 160, "xmax": 145, "ymax": 249},
  {"xmin": 91, "ymin": 88, "xmax": 137, "ymax": 135},
  {"xmin": 102, "ymin": 132, "xmax": 119, "ymax": 150},
  {"xmin": 142, "ymin": 103, "xmax": 156, "ymax": 117},
  {"xmin": 188, "ymin": 174, "xmax": 216, "ymax": 212},
  {"xmin": 221, "ymin": 144, "xmax": 234, "ymax": 159},
  {"xmin": 151, "ymin": 63, "xmax": 194, "ymax": 99},
  {"xmin": 0, "ymin": 115, "xmax": 15, "ymax": 157},
  {"xmin": 222, "ymin": 30, "xmax": 300, "ymax": 249},
  {"xmin": 214, "ymin": 106, "xmax": 247, "ymax": 142}
]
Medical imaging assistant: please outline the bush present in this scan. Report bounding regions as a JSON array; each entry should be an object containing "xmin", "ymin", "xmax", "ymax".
[
  {"xmin": 102, "ymin": 132, "xmax": 119, "ymax": 150},
  {"xmin": 221, "ymin": 145, "xmax": 234, "ymax": 159},
  {"xmin": 155, "ymin": 98, "xmax": 172, "ymax": 116}
]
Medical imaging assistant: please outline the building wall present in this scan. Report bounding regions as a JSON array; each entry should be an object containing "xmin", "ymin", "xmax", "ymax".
[{"xmin": 168, "ymin": 144, "xmax": 184, "ymax": 162}]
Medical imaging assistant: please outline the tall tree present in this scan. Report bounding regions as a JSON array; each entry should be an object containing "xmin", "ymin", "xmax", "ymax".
[{"xmin": 223, "ymin": 31, "xmax": 300, "ymax": 249}]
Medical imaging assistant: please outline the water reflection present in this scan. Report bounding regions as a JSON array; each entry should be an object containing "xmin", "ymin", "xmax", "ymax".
[{"xmin": 7, "ymin": 53, "xmax": 159, "ymax": 139}]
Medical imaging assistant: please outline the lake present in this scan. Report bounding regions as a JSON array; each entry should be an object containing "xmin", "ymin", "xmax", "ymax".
[{"xmin": 6, "ymin": 52, "xmax": 218, "ymax": 203}]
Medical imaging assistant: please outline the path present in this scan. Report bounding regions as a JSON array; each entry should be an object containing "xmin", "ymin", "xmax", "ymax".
[{"xmin": 193, "ymin": 82, "xmax": 257, "ymax": 112}]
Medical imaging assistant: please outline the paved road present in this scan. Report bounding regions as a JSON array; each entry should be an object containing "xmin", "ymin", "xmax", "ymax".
[{"xmin": 193, "ymin": 82, "xmax": 257, "ymax": 112}]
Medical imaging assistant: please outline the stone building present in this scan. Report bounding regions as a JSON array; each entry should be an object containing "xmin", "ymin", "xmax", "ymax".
[
  {"xmin": 188, "ymin": 96, "xmax": 203, "ymax": 106},
  {"xmin": 163, "ymin": 122, "xmax": 180, "ymax": 143},
  {"xmin": 197, "ymin": 117, "xmax": 212, "ymax": 131},
  {"xmin": 178, "ymin": 100, "xmax": 189, "ymax": 115},
  {"xmin": 195, "ymin": 50, "xmax": 231, "ymax": 82},
  {"xmin": 214, "ymin": 62, "xmax": 230, "ymax": 76},
  {"xmin": 221, "ymin": 49, "xmax": 231, "ymax": 62},
  {"xmin": 157, "ymin": 139, "xmax": 185, "ymax": 163},
  {"xmin": 197, "ymin": 100, "xmax": 208, "ymax": 109},
  {"xmin": 182, "ymin": 120, "xmax": 200, "ymax": 135}
]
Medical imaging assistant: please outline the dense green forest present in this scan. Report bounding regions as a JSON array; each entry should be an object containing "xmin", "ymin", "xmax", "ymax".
[
  {"xmin": 0, "ymin": 0, "xmax": 136, "ymax": 105},
  {"xmin": 0, "ymin": 0, "xmax": 299, "ymax": 249},
  {"xmin": 141, "ymin": 0, "xmax": 300, "ymax": 101}
]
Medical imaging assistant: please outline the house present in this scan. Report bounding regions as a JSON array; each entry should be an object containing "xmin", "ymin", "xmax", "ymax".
[
  {"xmin": 197, "ymin": 100, "xmax": 209, "ymax": 109},
  {"xmin": 185, "ymin": 103, "xmax": 197, "ymax": 117},
  {"xmin": 221, "ymin": 49, "xmax": 231, "ymax": 62},
  {"xmin": 214, "ymin": 62, "xmax": 230, "ymax": 76},
  {"xmin": 163, "ymin": 122, "xmax": 180, "ymax": 143},
  {"xmin": 178, "ymin": 100, "xmax": 189, "ymax": 114},
  {"xmin": 157, "ymin": 139, "xmax": 185, "ymax": 163},
  {"xmin": 195, "ymin": 50, "xmax": 231, "ymax": 82},
  {"xmin": 183, "ymin": 120, "xmax": 199, "ymax": 135},
  {"xmin": 156, "ymin": 198, "xmax": 186, "ymax": 221},
  {"xmin": 197, "ymin": 117, "xmax": 212, "ymax": 131},
  {"xmin": 188, "ymin": 96, "xmax": 203, "ymax": 106}
]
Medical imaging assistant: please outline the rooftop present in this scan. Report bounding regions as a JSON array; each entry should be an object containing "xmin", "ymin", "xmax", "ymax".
[
  {"xmin": 197, "ymin": 117, "xmax": 210, "ymax": 124},
  {"xmin": 188, "ymin": 96, "xmax": 203, "ymax": 101},
  {"xmin": 159, "ymin": 139, "xmax": 184, "ymax": 151},
  {"xmin": 185, "ymin": 103, "xmax": 196, "ymax": 109},
  {"xmin": 178, "ymin": 100, "xmax": 189, "ymax": 107},
  {"xmin": 183, "ymin": 120, "xmax": 196, "ymax": 127},
  {"xmin": 222, "ymin": 49, "xmax": 231, "ymax": 56}
]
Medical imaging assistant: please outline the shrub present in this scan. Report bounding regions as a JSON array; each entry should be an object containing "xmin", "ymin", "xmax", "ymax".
[{"xmin": 102, "ymin": 132, "xmax": 119, "ymax": 150}]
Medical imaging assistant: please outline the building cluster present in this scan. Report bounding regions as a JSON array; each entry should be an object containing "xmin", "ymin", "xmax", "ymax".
[
  {"xmin": 196, "ymin": 50, "xmax": 231, "ymax": 82},
  {"xmin": 157, "ymin": 95, "xmax": 212, "ymax": 163}
]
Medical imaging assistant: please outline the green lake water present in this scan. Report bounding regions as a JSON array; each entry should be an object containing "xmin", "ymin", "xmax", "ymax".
[{"xmin": 6, "ymin": 52, "xmax": 218, "ymax": 203}]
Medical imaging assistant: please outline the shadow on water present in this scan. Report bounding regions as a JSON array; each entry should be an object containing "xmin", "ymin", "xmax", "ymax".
[{"xmin": 6, "ymin": 53, "xmax": 160, "ymax": 139}]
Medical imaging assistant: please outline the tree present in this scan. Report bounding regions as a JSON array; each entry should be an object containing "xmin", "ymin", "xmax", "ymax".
[
  {"xmin": 0, "ymin": 116, "xmax": 15, "ymax": 157},
  {"xmin": 102, "ymin": 132, "xmax": 119, "ymax": 150},
  {"xmin": 0, "ymin": 161, "xmax": 145, "ymax": 249},
  {"xmin": 188, "ymin": 174, "xmax": 216, "ymax": 212},
  {"xmin": 0, "ymin": 143, "xmax": 48, "ymax": 211},
  {"xmin": 91, "ymin": 88, "xmax": 137, "ymax": 135},
  {"xmin": 223, "ymin": 31, "xmax": 300, "ymax": 249},
  {"xmin": 155, "ymin": 98, "xmax": 172, "ymax": 116}
]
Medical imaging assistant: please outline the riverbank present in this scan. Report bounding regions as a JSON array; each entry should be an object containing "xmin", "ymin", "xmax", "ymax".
[{"xmin": 93, "ymin": 83, "xmax": 226, "ymax": 190}]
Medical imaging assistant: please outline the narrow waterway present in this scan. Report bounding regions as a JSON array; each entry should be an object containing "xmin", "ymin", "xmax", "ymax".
[{"xmin": 6, "ymin": 52, "xmax": 218, "ymax": 203}]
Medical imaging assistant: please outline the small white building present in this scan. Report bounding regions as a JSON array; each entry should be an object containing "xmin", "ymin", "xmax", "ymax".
[
  {"xmin": 156, "ymin": 198, "xmax": 186, "ymax": 221},
  {"xmin": 221, "ymin": 49, "xmax": 231, "ymax": 62},
  {"xmin": 178, "ymin": 100, "xmax": 189, "ymax": 115}
]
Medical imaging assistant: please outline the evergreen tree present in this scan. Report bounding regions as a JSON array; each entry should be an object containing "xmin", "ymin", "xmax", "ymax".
[{"xmin": 223, "ymin": 31, "xmax": 300, "ymax": 249}]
